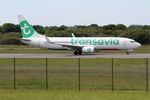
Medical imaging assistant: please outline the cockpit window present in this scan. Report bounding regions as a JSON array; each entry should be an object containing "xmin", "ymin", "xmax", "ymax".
[{"xmin": 130, "ymin": 41, "xmax": 135, "ymax": 43}]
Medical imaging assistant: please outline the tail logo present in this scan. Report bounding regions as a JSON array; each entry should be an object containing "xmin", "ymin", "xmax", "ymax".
[
  {"xmin": 21, "ymin": 23, "xmax": 31, "ymax": 35},
  {"xmin": 20, "ymin": 21, "xmax": 34, "ymax": 38}
]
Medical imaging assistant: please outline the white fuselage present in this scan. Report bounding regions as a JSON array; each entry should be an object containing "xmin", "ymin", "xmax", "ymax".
[{"xmin": 21, "ymin": 36, "xmax": 141, "ymax": 51}]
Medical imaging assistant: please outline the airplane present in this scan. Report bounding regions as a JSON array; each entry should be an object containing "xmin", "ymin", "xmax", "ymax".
[{"xmin": 17, "ymin": 15, "xmax": 141, "ymax": 55}]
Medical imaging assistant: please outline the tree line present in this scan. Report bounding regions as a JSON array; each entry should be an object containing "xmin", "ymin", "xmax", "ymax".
[{"xmin": 0, "ymin": 23, "xmax": 150, "ymax": 45}]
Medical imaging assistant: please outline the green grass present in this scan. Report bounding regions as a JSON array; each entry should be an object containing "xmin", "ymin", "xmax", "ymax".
[
  {"xmin": 0, "ymin": 91, "xmax": 150, "ymax": 100},
  {"xmin": 0, "ymin": 45, "xmax": 149, "ymax": 53},
  {"xmin": 0, "ymin": 58, "xmax": 149, "ymax": 91}
]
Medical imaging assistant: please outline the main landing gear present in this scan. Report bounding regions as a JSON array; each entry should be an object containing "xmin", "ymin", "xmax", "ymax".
[
  {"xmin": 74, "ymin": 50, "xmax": 82, "ymax": 55},
  {"xmin": 126, "ymin": 52, "xmax": 129, "ymax": 55}
]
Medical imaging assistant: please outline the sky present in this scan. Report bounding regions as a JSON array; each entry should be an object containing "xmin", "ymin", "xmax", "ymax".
[{"xmin": 0, "ymin": 0, "xmax": 150, "ymax": 26}]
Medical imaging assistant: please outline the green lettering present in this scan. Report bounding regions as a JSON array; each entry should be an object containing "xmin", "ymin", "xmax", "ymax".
[
  {"xmin": 113, "ymin": 39, "xmax": 119, "ymax": 45},
  {"xmin": 79, "ymin": 39, "xmax": 85, "ymax": 45},
  {"xmin": 75, "ymin": 39, "xmax": 79, "ymax": 45},
  {"xmin": 98, "ymin": 39, "xmax": 104, "ymax": 45},
  {"xmin": 92, "ymin": 39, "xmax": 97, "ymax": 45},
  {"xmin": 86, "ymin": 39, "xmax": 92, "ymax": 45},
  {"xmin": 71, "ymin": 38, "xmax": 119, "ymax": 46},
  {"xmin": 71, "ymin": 39, "xmax": 75, "ymax": 45},
  {"xmin": 105, "ymin": 39, "xmax": 112, "ymax": 45}
]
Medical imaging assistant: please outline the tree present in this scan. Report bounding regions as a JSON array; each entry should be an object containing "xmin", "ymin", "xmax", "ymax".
[
  {"xmin": 116, "ymin": 24, "xmax": 127, "ymax": 30},
  {"xmin": 1, "ymin": 23, "xmax": 20, "ymax": 33},
  {"xmin": 0, "ymin": 32, "xmax": 22, "ymax": 45},
  {"xmin": 135, "ymin": 30, "xmax": 150, "ymax": 44},
  {"xmin": 128, "ymin": 25, "xmax": 143, "ymax": 29},
  {"xmin": 142, "ymin": 25, "xmax": 150, "ymax": 30},
  {"xmin": 120, "ymin": 29, "xmax": 150, "ymax": 44},
  {"xmin": 0, "ymin": 26, "xmax": 2, "ymax": 34},
  {"xmin": 103, "ymin": 24, "xmax": 116, "ymax": 30},
  {"xmin": 58, "ymin": 25, "xmax": 67, "ymax": 31},
  {"xmin": 89, "ymin": 24, "xmax": 99, "ymax": 28},
  {"xmin": 33, "ymin": 25, "xmax": 45, "ymax": 34},
  {"xmin": 75, "ymin": 25, "xmax": 86, "ymax": 29}
]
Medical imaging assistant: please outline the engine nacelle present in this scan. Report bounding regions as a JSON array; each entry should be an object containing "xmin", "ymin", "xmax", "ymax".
[{"xmin": 82, "ymin": 46, "xmax": 95, "ymax": 53}]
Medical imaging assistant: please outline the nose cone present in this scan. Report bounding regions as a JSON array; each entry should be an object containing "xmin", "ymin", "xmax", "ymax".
[{"xmin": 136, "ymin": 42, "xmax": 141, "ymax": 48}]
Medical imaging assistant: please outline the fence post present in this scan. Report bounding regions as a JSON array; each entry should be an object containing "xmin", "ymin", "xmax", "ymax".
[
  {"xmin": 13, "ymin": 57, "xmax": 16, "ymax": 90},
  {"xmin": 112, "ymin": 58, "xmax": 114, "ymax": 92},
  {"xmin": 78, "ymin": 58, "xmax": 80, "ymax": 91},
  {"xmin": 45, "ymin": 57, "xmax": 48, "ymax": 90},
  {"xmin": 146, "ymin": 58, "xmax": 148, "ymax": 93}
]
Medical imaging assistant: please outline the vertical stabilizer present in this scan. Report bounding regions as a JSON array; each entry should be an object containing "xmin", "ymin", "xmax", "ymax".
[{"xmin": 17, "ymin": 15, "xmax": 42, "ymax": 38}]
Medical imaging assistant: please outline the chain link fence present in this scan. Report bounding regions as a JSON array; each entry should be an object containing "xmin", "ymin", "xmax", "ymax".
[{"xmin": 0, "ymin": 58, "xmax": 149, "ymax": 92}]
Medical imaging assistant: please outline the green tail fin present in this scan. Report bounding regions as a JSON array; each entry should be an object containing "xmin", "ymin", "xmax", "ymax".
[{"xmin": 17, "ymin": 15, "xmax": 41, "ymax": 38}]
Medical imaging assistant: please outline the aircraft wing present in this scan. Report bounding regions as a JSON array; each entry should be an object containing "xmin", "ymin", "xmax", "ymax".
[
  {"xmin": 60, "ymin": 44, "xmax": 83, "ymax": 50},
  {"xmin": 44, "ymin": 35, "xmax": 83, "ymax": 50}
]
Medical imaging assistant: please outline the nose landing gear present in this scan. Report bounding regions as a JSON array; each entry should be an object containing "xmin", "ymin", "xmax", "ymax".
[{"xmin": 126, "ymin": 49, "xmax": 133, "ymax": 55}]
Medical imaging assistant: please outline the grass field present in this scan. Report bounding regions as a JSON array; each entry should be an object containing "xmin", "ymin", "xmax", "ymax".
[
  {"xmin": 0, "ymin": 91, "xmax": 150, "ymax": 100},
  {"xmin": 0, "ymin": 46, "xmax": 149, "ymax": 100},
  {"xmin": 0, "ymin": 45, "xmax": 149, "ymax": 53},
  {"xmin": 0, "ymin": 58, "xmax": 149, "ymax": 91}
]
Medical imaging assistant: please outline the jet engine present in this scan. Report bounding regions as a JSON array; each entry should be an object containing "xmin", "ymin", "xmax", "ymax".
[{"xmin": 82, "ymin": 46, "xmax": 95, "ymax": 53}]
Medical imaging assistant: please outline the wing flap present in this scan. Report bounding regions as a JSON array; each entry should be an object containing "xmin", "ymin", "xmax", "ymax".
[{"xmin": 60, "ymin": 44, "xmax": 83, "ymax": 50}]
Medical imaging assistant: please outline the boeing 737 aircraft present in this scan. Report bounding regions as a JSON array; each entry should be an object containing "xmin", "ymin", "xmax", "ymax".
[{"xmin": 17, "ymin": 15, "xmax": 141, "ymax": 55}]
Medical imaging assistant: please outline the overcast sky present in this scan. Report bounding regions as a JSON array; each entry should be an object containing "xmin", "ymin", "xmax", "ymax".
[{"xmin": 0, "ymin": 0, "xmax": 149, "ymax": 26}]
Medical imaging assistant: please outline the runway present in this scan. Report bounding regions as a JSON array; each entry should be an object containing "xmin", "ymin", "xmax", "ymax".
[{"xmin": 0, "ymin": 53, "xmax": 149, "ymax": 58}]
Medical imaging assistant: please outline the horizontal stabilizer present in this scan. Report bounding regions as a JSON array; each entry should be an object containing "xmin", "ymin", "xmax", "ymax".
[
  {"xmin": 12, "ymin": 37, "xmax": 31, "ymax": 41},
  {"xmin": 44, "ymin": 35, "xmax": 54, "ymax": 44}
]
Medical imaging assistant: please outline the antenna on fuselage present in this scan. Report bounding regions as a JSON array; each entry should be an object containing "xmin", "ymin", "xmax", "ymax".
[{"xmin": 71, "ymin": 33, "xmax": 75, "ymax": 37}]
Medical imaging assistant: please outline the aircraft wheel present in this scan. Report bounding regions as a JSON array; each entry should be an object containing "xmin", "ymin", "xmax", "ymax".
[
  {"xmin": 74, "ymin": 51, "xmax": 78, "ymax": 55},
  {"xmin": 78, "ymin": 51, "xmax": 82, "ymax": 55},
  {"xmin": 126, "ymin": 52, "xmax": 129, "ymax": 55}
]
